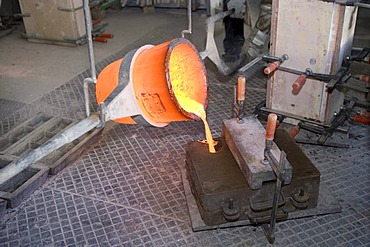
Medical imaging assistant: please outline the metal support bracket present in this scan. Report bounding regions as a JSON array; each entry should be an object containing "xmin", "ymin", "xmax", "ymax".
[
  {"xmin": 199, "ymin": 10, "xmax": 234, "ymax": 75},
  {"xmin": 295, "ymin": 100, "xmax": 355, "ymax": 147},
  {"xmin": 253, "ymin": 101, "xmax": 354, "ymax": 148},
  {"xmin": 347, "ymin": 47, "xmax": 370, "ymax": 62}
]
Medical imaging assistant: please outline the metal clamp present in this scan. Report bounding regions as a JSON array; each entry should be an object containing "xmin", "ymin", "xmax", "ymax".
[
  {"xmin": 296, "ymin": 100, "xmax": 355, "ymax": 147},
  {"xmin": 262, "ymin": 150, "xmax": 287, "ymax": 244},
  {"xmin": 230, "ymin": 76, "xmax": 246, "ymax": 123}
]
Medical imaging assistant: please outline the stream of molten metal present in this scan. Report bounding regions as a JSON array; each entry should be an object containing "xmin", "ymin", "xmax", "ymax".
[
  {"xmin": 168, "ymin": 43, "xmax": 215, "ymax": 153},
  {"xmin": 176, "ymin": 96, "xmax": 216, "ymax": 153}
]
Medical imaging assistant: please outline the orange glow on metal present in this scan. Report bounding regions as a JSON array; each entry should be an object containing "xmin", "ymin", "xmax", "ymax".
[{"xmin": 167, "ymin": 43, "xmax": 215, "ymax": 153}]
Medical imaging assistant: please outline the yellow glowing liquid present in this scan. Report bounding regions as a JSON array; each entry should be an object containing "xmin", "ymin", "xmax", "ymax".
[
  {"xmin": 168, "ymin": 46, "xmax": 214, "ymax": 153},
  {"xmin": 176, "ymin": 96, "xmax": 216, "ymax": 153}
]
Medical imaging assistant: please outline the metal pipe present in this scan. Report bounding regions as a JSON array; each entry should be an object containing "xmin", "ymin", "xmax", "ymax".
[
  {"xmin": 266, "ymin": 151, "xmax": 286, "ymax": 243},
  {"xmin": 0, "ymin": 114, "xmax": 101, "ymax": 186},
  {"xmin": 181, "ymin": 0, "xmax": 192, "ymax": 37},
  {"xmin": 231, "ymin": 85, "xmax": 237, "ymax": 119},
  {"xmin": 82, "ymin": 0, "xmax": 97, "ymax": 118},
  {"xmin": 83, "ymin": 78, "xmax": 95, "ymax": 117},
  {"xmin": 238, "ymin": 55, "xmax": 263, "ymax": 73},
  {"xmin": 206, "ymin": 9, "xmax": 234, "ymax": 24},
  {"xmin": 83, "ymin": 0, "xmax": 97, "ymax": 82},
  {"xmin": 355, "ymin": 3, "xmax": 370, "ymax": 8}
]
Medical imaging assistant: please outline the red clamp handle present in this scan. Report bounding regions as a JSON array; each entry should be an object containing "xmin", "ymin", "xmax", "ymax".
[
  {"xmin": 353, "ymin": 115, "xmax": 370, "ymax": 125},
  {"xmin": 266, "ymin": 113, "xmax": 278, "ymax": 141},
  {"xmin": 237, "ymin": 76, "xmax": 246, "ymax": 101},
  {"xmin": 264, "ymin": 61, "xmax": 280, "ymax": 75},
  {"xmin": 93, "ymin": 37, "xmax": 108, "ymax": 43},
  {"xmin": 99, "ymin": 33, "xmax": 114, "ymax": 38},
  {"xmin": 358, "ymin": 74, "xmax": 370, "ymax": 83},
  {"xmin": 292, "ymin": 74, "xmax": 307, "ymax": 93}
]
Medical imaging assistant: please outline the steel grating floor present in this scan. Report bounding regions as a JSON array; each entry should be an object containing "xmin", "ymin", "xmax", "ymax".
[{"xmin": 0, "ymin": 18, "xmax": 370, "ymax": 247}]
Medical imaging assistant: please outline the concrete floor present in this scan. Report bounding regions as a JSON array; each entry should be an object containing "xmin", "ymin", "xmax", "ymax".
[
  {"xmin": 0, "ymin": 5, "xmax": 369, "ymax": 247},
  {"xmin": 0, "ymin": 7, "xmax": 193, "ymax": 104}
]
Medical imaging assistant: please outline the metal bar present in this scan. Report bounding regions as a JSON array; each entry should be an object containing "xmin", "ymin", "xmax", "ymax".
[
  {"xmin": 83, "ymin": 0, "xmax": 97, "ymax": 83},
  {"xmin": 262, "ymin": 151, "xmax": 286, "ymax": 244},
  {"xmin": 100, "ymin": 0, "xmax": 120, "ymax": 10},
  {"xmin": 270, "ymin": 152, "xmax": 286, "ymax": 238},
  {"xmin": 231, "ymin": 85, "xmax": 237, "ymax": 119},
  {"xmin": 260, "ymin": 107, "xmax": 348, "ymax": 132},
  {"xmin": 326, "ymin": 66, "xmax": 349, "ymax": 89},
  {"xmin": 207, "ymin": 9, "xmax": 234, "ymax": 24},
  {"xmin": 238, "ymin": 100, "xmax": 244, "ymax": 123},
  {"xmin": 57, "ymin": 6, "xmax": 83, "ymax": 12},
  {"xmin": 277, "ymin": 66, "xmax": 332, "ymax": 81},
  {"xmin": 265, "ymin": 151, "xmax": 286, "ymax": 181},
  {"xmin": 355, "ymin": 2, "xmax": 370, "ymax": 8},
  {"xmin": 238, "ymin": 56, "xmax": 263, "ymax": 73},
  {"xmin": 181, "ymin": 0, "xmax": 192, "ymax": 37},
  {"xmin": 83, "ymin": 78, "xmax": 95, "ymax": 117},
  {"xmin": 0, "ymin": 114, "xmax": 101, "ymax": 186},
  {"xmin": 336, "ymin": 0, "xmax": 370, "ymax": 8},
  {"xmin": 82, "ymin": 0, "xmax": 97, "ymax": 118},
  {"xmin": 295, "ymin": 137, "xmax": 350, "ymax": 148}
]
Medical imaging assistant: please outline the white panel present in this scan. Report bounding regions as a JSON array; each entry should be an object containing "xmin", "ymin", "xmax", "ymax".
[{"xmin": 267, "ymin": 0, "xmax": 357, "ymax": 123}]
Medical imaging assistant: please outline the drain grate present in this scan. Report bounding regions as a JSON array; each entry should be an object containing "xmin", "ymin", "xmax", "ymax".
[
  {"xmin": 0, "ymin": 113, "xmax": 102, "ymax": 211},
  {"xmin": 0, "ymin": 155, "xmax": 49, "ymax": 209}
]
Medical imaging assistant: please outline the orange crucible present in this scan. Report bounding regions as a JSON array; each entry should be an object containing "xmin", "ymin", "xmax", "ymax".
[{"xmin": 95, "ymin": 38, "xmax": 208, "ymax": 127}]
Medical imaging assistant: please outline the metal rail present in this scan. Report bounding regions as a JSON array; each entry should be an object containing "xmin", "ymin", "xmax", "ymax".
[
  {"xmin": 262, "ymin": 151, "xmax": 287, "ymax": 244},
  {"xmin": 83, "ymin": 0, "xmax": 97, "ymax": 117}
]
